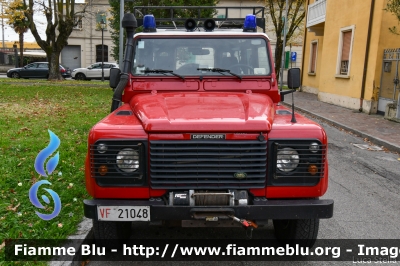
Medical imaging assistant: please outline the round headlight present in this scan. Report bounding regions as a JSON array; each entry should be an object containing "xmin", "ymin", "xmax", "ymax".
[
  {"xmin": 116, "ymin": 148, "xmax": 139, "ymax": 173},
  {"xmin": 309, "ymin": 142, "xmax": 319, "ymax": 153},
  {"xmin": 97, "ymin": 143, "xmax": 108, "ymax": 153},
  {"xmin": 277, "ymin": 148, "xmax": 299, "ymax": 172}
]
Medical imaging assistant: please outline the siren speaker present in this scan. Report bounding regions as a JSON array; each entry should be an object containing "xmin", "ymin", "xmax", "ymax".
[
  {"xmin": 185, "ymin": 18, "xmax": 197, "ymax": 31},
  {"xmin": 203, "ymin": 19, "xmax": 216, "ymax": 32}
]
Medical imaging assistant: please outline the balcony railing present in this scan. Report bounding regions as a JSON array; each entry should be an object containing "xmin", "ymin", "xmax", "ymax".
[{"xmin": 306, "ymin": 0, "xmax": 327, "ymax": 28}]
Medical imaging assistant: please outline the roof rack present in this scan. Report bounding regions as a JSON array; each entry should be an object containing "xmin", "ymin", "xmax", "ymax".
[{"xmin": 132, "ymin": 6, "xmax": 266, "ymax": 33}]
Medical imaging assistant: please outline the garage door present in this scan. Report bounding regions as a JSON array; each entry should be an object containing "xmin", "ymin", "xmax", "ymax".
[{"xmin": 61, "ymin": 45, "xmax": 81, "ymax": 70}]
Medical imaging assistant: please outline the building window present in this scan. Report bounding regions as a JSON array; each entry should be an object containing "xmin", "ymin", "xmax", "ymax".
[
  {"xmin": 309, "ymin": 40, "xmax": 318, "ymax": 74},
  {"xmin": 336, "ymin": 26, "xmax": 355, "ymax": 76},
  {"xmin": 96, "ymin": 45, "xmax": 108, "ymax": 62},
  {"xmin": 73, "ymin": 16, "xmax": 82, "ymax": 30}
]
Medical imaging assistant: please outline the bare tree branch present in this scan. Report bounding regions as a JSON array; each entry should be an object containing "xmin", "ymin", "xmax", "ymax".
[{"xmin": 263, "ymin": 0, "xmax": 306, "ymax": 81}]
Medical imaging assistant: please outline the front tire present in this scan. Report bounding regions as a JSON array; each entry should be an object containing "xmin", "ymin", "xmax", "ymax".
[
  {"xmin": 273, "ymin": 218, "xmax": 319, "ymax": 248},
  {"xmin": 11, "ymin": 72, "xmax": 20, "ymax": 79},
  {"xmin": 75, "ymin": 73, "xmax": 86, "ymax": 80},
  {"xmin": 92, "ymin": 219, "xmax": 132, "ymax": 248}
]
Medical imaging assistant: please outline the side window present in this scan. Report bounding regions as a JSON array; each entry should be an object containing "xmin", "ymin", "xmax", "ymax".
[
  {"xmin": 336, "ymin": 26, "xmax": 355, "ymax": 76},
  {"xmin": 73, "ymin": 15, "xmax": 83, "ymax": 30},
  {"xmin": 309, "ymin": 40, "xmax": 318, "ymax": 74},
  {"xmin": 37, "ymin": 63, "xmax": 48, "ymax": 68},
  {"xmin": 26, "ymin": 64, "xmax": 37, "ymax": 69}
]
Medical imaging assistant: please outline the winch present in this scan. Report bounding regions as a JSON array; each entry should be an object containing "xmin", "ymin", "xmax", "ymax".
[{"xmin": 168, "ymin": 190, "xmax": 248, "ymax": 206}]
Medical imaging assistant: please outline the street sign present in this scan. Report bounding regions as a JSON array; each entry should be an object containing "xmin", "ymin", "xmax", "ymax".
[{"xmin": 291, "ymin": 52, "xmax": 297, "ymax": 61}]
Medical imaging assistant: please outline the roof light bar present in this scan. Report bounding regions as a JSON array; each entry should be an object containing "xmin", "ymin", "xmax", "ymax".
[
  {"xmin": 143, "ymin": 14, "xmax": 156, "ymax": 32},
  {"xmin": 243, "ymin": 14, "xmax": 257, "ymax": 32}
]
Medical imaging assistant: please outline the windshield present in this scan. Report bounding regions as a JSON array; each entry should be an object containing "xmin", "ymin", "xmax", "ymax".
[{"xmin": 132, "ymin": 37, "xmax": 271, "ymax": 76}]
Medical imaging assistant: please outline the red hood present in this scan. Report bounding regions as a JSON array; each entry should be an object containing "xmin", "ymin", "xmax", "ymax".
[{"xmin": 130, "ymin": 92, "xmax": 274, "ymax": 132}]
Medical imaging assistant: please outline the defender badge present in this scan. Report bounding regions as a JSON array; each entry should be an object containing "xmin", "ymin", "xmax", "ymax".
[{"xmin": 191, "ymin": 134, "xmax": 225, "ymax": 139}]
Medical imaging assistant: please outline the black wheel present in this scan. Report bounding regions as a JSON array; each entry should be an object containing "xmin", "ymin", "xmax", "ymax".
[
  {"xmin": 75, "ymin": 73, "xmax": 86, "ymax": 80},
  {"xmin": 273, "ymin": 218, "xmax": 319, "ymax": 248},
  {"xmin": 92, "ymin": 219, "xmax": 132, "ymax": 248},
  {"xmin": 11, "ymin": 72, "xmax": 20, "ymax": 79}
]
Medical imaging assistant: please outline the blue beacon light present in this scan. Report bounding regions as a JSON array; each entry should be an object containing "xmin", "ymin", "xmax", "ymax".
[
  {"xmin": 143, "ymin": 14, "xmax": 156, "ymax": 32},
  {"xmin": 243, "ymin": 14, "xmax": 257, "ymax": 32}
]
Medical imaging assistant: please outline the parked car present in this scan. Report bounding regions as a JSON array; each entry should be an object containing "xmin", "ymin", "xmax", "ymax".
[
  {"xmin": 71, "ymin": 62, "xmax": 119, "ymax": 80},
  {"xmin": 6, "ymin": 62, "xmax": 71, "ymax": 79}
]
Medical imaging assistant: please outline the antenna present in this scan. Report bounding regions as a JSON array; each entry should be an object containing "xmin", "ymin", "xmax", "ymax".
[
  {"xmin": 288, "ymin": 69, "xmax": 297, "ymax": 123},
  {"xmin": 290, "ymin": 87, "xmax": 297, "ymax": 123}
]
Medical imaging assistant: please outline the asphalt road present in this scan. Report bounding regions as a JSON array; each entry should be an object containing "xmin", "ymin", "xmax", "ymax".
[{"xmin": 85, "ymin": 117, "xmax": 400, "ymax": 265}]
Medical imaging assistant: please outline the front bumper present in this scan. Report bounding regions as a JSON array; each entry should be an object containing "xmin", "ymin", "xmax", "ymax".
[{"xmin": 84, "ymin": 198, "xmax": 334, "ymax": 221}]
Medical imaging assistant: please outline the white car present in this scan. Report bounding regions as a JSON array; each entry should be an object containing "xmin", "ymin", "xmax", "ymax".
[{"xmin": 71, "ymin": 62, "xmax": 119, "ymax": 80}]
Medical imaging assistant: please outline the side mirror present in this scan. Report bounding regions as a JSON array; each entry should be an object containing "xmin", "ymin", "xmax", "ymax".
[
  {"xmin": 287, "ymin": 68, "xmax": 301, "ymax": 89},
  {"xmin": 87, "ymin": 67, "xmax": 92, "ymax": 70},
  {"xmin": 109, "ymin": 68, "xmax": 121, "ymax": 89},
  {"xmin": 280, "ymin": 68, "xmax": 301, "ymax": 101}
]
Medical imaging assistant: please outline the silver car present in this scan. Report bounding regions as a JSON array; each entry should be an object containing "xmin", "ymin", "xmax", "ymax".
[{"xmin": 71, "ymin": 62, "xmax": 119, "ymax": 80}]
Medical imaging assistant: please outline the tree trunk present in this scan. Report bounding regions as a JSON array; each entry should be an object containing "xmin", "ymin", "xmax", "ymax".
[
  {"xmin": 19, "ymin": 33, "xmax": 24, "ymax": 67},
  {"xmin": 48, "ymin": 49, "xmax": 63, "ymax": 80},
  {"xmin": 274, "ymin": 39, "xmax": 283, "ymax": 83}
]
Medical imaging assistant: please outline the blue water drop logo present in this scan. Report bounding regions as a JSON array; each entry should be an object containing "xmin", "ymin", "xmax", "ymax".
[
  {"xmin": 29, "ymin": 130, "xmax": 62, "ymax": 220},
  {"xmin": 29, "ymin": 180, "xmax": 61, "ymax": 220},
  {"xmin": 34, "ymin": 130, "xmax": 60, "ymax": 177}
]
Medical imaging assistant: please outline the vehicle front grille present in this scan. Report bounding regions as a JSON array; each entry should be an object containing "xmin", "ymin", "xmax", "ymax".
[{"xmin": 150, "ymin": 140, "xmax": 267, "ymax": 189}]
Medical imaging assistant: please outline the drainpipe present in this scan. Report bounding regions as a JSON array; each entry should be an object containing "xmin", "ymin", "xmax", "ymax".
[
  {"xmin": 360, "ymin": 0, "xmax": 375, "ymax": 112},
  {"xmin": 300, "ymin": 0, "xmax": 310, "ymax": 90}
]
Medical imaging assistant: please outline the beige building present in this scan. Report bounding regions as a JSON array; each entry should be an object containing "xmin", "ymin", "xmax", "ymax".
[
  {"xmin": 302, "ymin": 0, "xmax": 400, "ymax": 115},
  {"xmin": 61, "ymin": 0, "xmax": 114, "ymax": 70}
]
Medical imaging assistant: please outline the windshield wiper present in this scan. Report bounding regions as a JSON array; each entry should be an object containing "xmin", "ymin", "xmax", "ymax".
[
  {"xmin": 143, "ymin": 69, "xmax": 185, "ymax": 80},
  {"xmin": 197, "ymin": 68, "xmax": 242, "ymax": 80}
]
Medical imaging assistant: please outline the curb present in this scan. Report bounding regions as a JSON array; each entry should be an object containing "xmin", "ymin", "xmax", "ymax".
[
  {"xmin": 281, "ymin": 102, "xmax": 400, "ymax": 154},
  {"xmin": 49, "ymin": 218, "xmax": 94, "ymax": 266}
]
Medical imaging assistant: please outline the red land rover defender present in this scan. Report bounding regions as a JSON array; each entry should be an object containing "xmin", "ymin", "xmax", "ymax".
[{"xmin": 83, "ymin": 6, "xmax": 333, "ymax": 247}]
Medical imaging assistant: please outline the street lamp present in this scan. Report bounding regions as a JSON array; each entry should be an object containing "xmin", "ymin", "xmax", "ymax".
[{"xmin": 100, "ymin": 18, "xmax": 106, "ymax": 81}]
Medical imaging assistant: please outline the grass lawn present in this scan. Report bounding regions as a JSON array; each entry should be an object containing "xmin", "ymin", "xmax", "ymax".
[{"xmin": 0, "ymin": 79, "xmax": 112, "ymax": 264}]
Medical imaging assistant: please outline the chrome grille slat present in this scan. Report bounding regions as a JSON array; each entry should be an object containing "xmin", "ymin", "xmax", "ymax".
[{"xmin": 150, "ymin": 140, "xmax": 267, "ymax": 189}]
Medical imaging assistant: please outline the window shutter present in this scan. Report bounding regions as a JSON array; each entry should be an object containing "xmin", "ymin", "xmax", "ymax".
[
  {"xmin": 311, "ymin": 42, "xmax": 317, "ymax": 73},
  {"xmin": 341, "ymin": 31, "xmax": 352, "ymax": 61}
]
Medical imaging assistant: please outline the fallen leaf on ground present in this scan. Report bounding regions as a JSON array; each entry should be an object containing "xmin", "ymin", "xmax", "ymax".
[{"xmin": 7, "ymin": 203, "xmax": 20, "ymax": 212}]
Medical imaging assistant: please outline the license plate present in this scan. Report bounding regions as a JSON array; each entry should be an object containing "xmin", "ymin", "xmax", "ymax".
[{"xmin": 97, "ymin": 206, "xmax": 150, "ymax": 221}]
